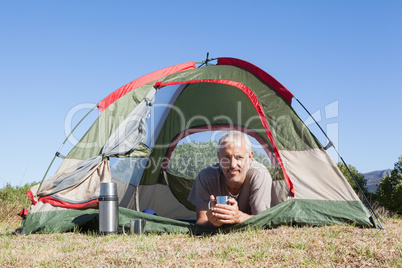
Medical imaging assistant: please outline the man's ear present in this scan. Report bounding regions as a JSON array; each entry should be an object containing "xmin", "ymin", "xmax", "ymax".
[{"xmin": 248, "ymin": 151, "xmax": 254, "ymax": 159}]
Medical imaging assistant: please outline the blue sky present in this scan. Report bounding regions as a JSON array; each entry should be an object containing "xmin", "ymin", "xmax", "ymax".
[{"xmin": 1, "ymin": 0, "xmax": 401, "ymax": 187}]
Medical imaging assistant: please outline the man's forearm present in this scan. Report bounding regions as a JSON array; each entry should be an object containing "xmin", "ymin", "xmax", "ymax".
[
  {"xmin": 196, "ymin": 209, "xmax": 215, "ymax": 226},
  {"xmin": 236, "ymin": 211, "xmax": 253, "ymax": 223}
]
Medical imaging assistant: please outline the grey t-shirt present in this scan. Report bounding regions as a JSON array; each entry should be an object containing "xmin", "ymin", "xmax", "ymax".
[{"xmin": 187, "ymin": 160, "xmax": 278, "ymax": 215}]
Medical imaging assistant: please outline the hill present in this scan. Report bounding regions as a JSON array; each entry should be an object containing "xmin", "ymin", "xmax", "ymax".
[{"xmin": 363, "ymin": 169, "xmax": 392, "ymax": 193}]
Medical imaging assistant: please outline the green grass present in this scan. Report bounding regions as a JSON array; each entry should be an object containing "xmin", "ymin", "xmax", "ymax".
[
  {"xmin": 0, "ymin": 183, "xmax": 401, "ymax": 267},
  {"xmin": 0, "ymin": 182, "xmax": 36, "ymax": 223},
  {"xmin": 1, "ymin": 219, "xmax": 401, "ymax": 267},
  {"xmin": 0, "ymin": 182, "xmax": 36, "ymax": 205}
]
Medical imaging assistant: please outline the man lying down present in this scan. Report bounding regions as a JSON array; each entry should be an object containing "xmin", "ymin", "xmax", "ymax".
[{"xmin": 188, "ymin": 131, "xmax": 278, "ymax": 226}]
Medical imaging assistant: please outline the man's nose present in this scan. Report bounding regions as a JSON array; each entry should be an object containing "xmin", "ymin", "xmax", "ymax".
[{"xmin": 230, "ymin": 157, "xmax": 237, "ymax": 168}]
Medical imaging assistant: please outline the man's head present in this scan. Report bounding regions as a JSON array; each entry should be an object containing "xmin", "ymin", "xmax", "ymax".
[{"xmin": 217, "ymin": 131, "xmax": 254, "ymax": 186}]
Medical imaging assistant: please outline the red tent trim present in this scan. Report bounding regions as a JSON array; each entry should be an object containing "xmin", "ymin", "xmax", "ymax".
[
  {"xmin": 97, "ymin": 61, "xmax": 196, "ymax": 113},
  {"xmin": 217, "ymin": 57, "xmax": 294, "ymax": 104},
  {"xmin": 17, "ymin": 208, "xmax": 29, "ymax": 218},
  {"xmin": 27, "ymin": 190, "xmax": 37, "ymax": 205},
  {"xmin": 38, "ymin": 196, "xmax": 99, "ymax": 209},
  {"xmin": 27, "ymin": 190, "xmax": 99, "ymax": 209},
  {"xmin": 155, "ymin": 79, "xmax": 294, "ymax": 195}
]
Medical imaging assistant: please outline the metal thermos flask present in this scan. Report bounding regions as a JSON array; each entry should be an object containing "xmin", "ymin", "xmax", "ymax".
[{"xmin": 99, "ymin": 182, "xmax": 118, "ymax": 234}]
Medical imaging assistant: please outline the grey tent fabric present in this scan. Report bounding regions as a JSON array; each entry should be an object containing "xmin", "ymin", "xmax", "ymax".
[
  {"xmin": 35, "ymin": 87, "xmax": 157, "ymax": 199},
  {"xmin": 38, "ymin": 156, "xmax": 104, "ymax": 196},
  {"xmin": 103, "ymin": 88, "xmax": 156, "ymax": 159}
]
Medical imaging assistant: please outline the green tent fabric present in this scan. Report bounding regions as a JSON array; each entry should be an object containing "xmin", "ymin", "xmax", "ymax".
[
  {"xmin": 23, "ymin": 199, "xmax": 372, "ymax": 235},
  {"xmin": 23, "ymin": 57, "xmax": 376, "ymax": 234}
]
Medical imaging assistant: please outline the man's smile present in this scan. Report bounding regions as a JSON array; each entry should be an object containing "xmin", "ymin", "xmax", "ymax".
[{"xmin": 228, "ymin": 169, "xmax": 241, "ymax": 175}]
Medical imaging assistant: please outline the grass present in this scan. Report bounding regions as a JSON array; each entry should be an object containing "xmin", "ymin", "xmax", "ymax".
[
  {"xmin": 1, "ymin": 183, "xmax": 401, "ymax": 267},
  {"xmin": 0, "ymin": 182, "xmax": 36, "ymax": 223}
]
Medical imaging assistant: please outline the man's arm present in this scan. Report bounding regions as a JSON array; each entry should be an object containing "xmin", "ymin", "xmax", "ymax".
[
  {"xmin": 249, "ymin": 164, "xmax": 277, "ymax": 214},
  {"xmin": 195, "ymin": 195, "xmax": 223, "ymax": 226},
  {"xmin": 195, "ymin": 208, "xmax": 214, "ymax": 226}
]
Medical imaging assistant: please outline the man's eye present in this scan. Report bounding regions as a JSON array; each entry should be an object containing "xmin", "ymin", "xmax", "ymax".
[{"xmin": 235, "ymin": 156, "xmax": 243, "ymax": 160}]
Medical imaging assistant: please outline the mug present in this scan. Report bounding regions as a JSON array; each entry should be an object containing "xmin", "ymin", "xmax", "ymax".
[
  {"xmin": 122, "ymin": 219, "xmax": 146, "ymax": 235},
  {"xmin": 208, "ymin": 195, "xmax": 231, "ymax": 209}
]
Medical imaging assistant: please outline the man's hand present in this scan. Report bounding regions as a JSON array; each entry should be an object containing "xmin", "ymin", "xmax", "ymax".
[{"xmin": 206, "ymin": 195, "xmax": 252, "ymax": 226}]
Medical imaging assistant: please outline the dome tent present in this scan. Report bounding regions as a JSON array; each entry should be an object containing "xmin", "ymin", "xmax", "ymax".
[{"xmin": 23, "ymin": 57, "xmax": 379, "ymax": 234}]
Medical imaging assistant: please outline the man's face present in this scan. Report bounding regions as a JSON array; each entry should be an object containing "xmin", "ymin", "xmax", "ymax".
[{"xmin": 217, "ymin": 139, "xmax": 253, "ymax": 185}]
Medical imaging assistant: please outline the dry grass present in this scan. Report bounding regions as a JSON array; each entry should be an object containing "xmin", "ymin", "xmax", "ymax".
[
  {"xmin": 1, "ymin": 183, "xmax": 401, "ymax": 267},
  {"xmin": 1, "ymin": 213, "xmax": 401, "ymax": 267}
]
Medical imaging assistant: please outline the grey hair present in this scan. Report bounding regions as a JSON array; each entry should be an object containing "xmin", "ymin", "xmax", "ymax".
[{"xmin": 217, "ymin": 131, "xmax": 252, "ymax": 153}]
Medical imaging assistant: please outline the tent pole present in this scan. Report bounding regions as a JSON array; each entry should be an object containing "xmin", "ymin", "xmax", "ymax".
[
  {"xmin": 339, "ymin": 156, "xmax": 385, "ymax": 230},
  {"xmin": 295, "ymin": 98, "xmax": 385, "ymax": 230},
  {"xmin": 196, "ymin": 52, "xmax": 217, "ymax": 68},
  {"xmin": 36, "ymin": 105, "xmax": 98, "ymax": 195}
]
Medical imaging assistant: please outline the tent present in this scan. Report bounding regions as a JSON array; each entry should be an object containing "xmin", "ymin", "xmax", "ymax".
[{"xmin": 23, "ymin": 57, "xmax": 379, "ymax": 234}]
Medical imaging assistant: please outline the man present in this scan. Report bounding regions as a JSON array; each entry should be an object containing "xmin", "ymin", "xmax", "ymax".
[{"xmin": 187, "ymin": 131, "xmax": 278, "ymax": 226}]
